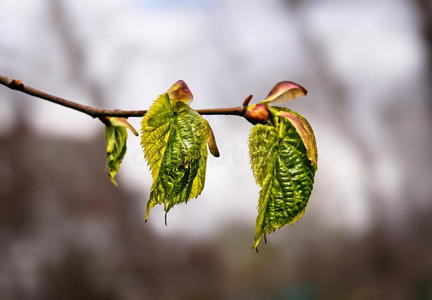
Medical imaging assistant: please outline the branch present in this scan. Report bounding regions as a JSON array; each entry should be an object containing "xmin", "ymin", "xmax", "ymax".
[{"xmin": 0, "ymin": 75, "xmax": 245, "ymax": 118}]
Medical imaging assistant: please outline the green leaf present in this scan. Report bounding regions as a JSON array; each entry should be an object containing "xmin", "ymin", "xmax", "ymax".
[
  {"xmin": 249, "ymin": 106, "xmax": 317, "ymax": 248},
  {"xmin": 141, "ymin": 83, "xmax": 216, "ymax": 221},
  {"xmin": 275, "ymin": 109, "xmax": 318, "ymax": 167},
  {"xmin": 104, "ymin": 117, "xmax": 136, "ymax": 186}
]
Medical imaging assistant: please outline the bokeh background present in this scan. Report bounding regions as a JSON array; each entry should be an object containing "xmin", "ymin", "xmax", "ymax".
[{"xmin": 1, "ymin": 0, "xmax": 432, "ymax": 299}]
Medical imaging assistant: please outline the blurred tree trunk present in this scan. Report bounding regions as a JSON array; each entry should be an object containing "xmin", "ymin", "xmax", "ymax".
[
  {"xmin": 48, "ymin": 0, "xmax": 106, "ymax": 106},
  {"xmin": 281, "ymin": 0, "xmax": 386, "ymax": 224},
  {"xmin": 413, "ymin": 0, "xmax": 432, "ymax": 113}
]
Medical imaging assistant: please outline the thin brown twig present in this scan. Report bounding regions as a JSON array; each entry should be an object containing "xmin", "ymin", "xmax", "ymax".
[{"xmin": 0, "ymin": 75, "xmax": 245, "ymax": 118}]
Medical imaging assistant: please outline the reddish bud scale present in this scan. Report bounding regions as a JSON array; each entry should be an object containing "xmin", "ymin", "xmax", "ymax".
[
  {"xmin": 245, "ymin": 104, "xmax": 270, "ymax": 125},
  {"xmin": 262, "ymin": 81, "xmax": 307, "ymax": 104},
  {"xmin": 167, "ymin": 80, "xmax": 194, "ymax": 104}
]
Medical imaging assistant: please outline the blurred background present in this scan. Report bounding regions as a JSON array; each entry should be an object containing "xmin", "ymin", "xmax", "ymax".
[{"xmin": 1, "ymin": 0, "xmax": 432, "ymax": 299}]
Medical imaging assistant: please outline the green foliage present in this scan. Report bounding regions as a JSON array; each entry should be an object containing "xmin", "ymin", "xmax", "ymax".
[
  {"xmin": 104, "ymin": 117, "xmax": 137, "ymax": 186},
  {"xmin": 249, "ymin": 106, "xmax": 317, "ymax": 248},
  {"xmin": 141, "ymin": 91, "xmax": 216, "ymax": 221},
  {"xmin": 101, "ymin": 80, "xmax": 316, "ymax": 249}
]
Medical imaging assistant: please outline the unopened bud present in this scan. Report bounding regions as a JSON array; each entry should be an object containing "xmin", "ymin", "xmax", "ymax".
[
  {"xmin": 245, "ymin": 104, "xmax": 270, "ymax": 125},
  {"xmin": 167, "ymin": 80, "xmax": 193, "ymax": 104}
]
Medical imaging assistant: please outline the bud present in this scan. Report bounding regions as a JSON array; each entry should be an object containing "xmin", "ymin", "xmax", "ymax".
[
  {"xmin": 167, "ymin": 80, "xmax": 193, "ymax": 104},
  {"xmin": 244, "ymin": 104, "xmax": 270, "ymax": 125}
]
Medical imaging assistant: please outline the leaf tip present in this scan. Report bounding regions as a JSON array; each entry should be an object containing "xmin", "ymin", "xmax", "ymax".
[
  {"xmin": 207, "ymin": 124, "xmax": 220, "ymax": 157},
  {"xmin": 107, "ymin": 116, "xmax": 138, "ymax": 136},
  {"xmin": 276, "ymin": 110, "xmax": 318, "ymax": 167},
  {"xmin": 108, "ymin": 176, "xmax": 119, "ymax": 187},
  {"xmin": 252, "ymin": 237, "xmax": 261, "ymax": 250},
  {"xmin": 144, "ymin": 200, "xmax": 154, "ymax": 221}
]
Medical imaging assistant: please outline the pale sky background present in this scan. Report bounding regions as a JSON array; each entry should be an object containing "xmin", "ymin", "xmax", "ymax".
[{"xmin": 0, "ymin": 0, "xmax": 425, "ymax": 239}]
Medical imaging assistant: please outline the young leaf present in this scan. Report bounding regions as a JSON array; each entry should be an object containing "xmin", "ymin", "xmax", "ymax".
[
  {"xmin": 276, "ymin": 109, "xmax": 317, "ymax": 167},
  {"xmin": 249, "ymin": 106, "xmax": 317, "ymax": 249},
  {"xmin": 141, "ymin": 81, "xmax": 217, "ymax": 221},
  {"xmin": 261, "ymin": 81, "xmax": 307, "ymax": 104},
  {"xmin": 207, "ymin": 125, "xmax": 220, "ymax": 157},
  {"xmin": 104, "ymin": 117, "xmax": 137, "ymax": 186}
]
